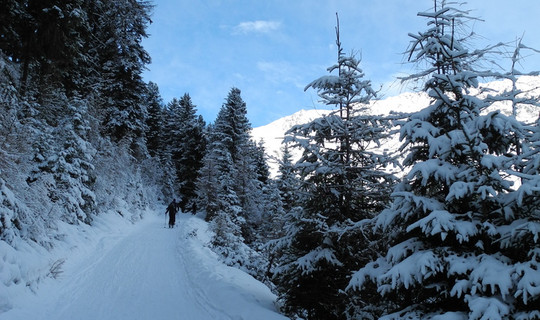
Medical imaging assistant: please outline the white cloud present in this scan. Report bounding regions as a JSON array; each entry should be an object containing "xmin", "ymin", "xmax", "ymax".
[{"xmin": 232, "ymin": 20, "xmax": 281, "ymax": 35}]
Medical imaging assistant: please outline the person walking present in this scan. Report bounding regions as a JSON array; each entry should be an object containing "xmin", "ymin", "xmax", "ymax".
[{"xmin": 165, "ymin": 199, "xmax": 179, "ymax": 228}]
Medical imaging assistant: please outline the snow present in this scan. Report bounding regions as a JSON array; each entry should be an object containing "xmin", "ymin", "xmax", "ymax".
[
  {"xmin": 379, "ymin": 250, "xmax": 442, "ymax": 292},
  {"xmin": 515, "ymin": 258, "xmax": 540, "ymax": 305},
  {"xmin": 296, "ymin": 247, "xmax": 342, "ymax": 272},
  {"xmin": 252, "ymin": 76, "xmax": 540, "ymax": 178},
  {"xmin": 469, "ymin": 254, "xmax": 513, "ymax": 298},
  {"xmin": 1, "ymin": 212, "xmax": 288, "ymax": 320},
  {"xmin": 250, "ymin": 91, "xmax": 431, "ymax": 176},
  {"xmin": 407, "ymin": 210, "xmax": 479, "ymax": 243},
  {"xmin": 466, "ymin": 295, "xmax": 510, "ymax": 320}
]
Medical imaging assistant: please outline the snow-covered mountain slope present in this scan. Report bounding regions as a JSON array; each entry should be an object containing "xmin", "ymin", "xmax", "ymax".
[
  {"xmin": 2, "ymin": 213, "xmax": 288, "ymax": 320},
  {"xmin": 252, "ymin": 76, "xmax": 540, "ymax": 176}
]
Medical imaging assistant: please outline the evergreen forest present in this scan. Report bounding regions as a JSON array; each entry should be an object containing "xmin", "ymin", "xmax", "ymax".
[{"xmin": 1, "ymin": 1, "xmax": 539, "ymax": 319}]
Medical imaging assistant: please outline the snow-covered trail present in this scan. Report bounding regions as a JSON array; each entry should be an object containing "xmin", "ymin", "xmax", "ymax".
[{"xmin": 3, "ymin": 213, "xmax": 288, "ymax": 320}]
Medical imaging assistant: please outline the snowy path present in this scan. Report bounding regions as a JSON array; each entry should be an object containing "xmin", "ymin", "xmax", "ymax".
[{"xmin": 3, "ymin": 213, "xmax": 288, "ymax": 320}]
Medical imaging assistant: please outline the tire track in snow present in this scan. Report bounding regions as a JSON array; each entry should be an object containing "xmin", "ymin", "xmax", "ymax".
[
  {"xmin": 175, "ymin": 215, "xmax": 236, "ymax": 320},
  {"xmin": 2, "ymin": 212, "xmax": 287, "ymax": 320}
]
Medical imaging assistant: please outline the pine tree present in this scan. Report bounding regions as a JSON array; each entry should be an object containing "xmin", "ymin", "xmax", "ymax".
[
  {"xmin": 272, "ymin": 15, "xmax": 397, "ymax": 319},
  {"xmin": 26, "ymin": 96, "xmax": 97, "ymax": 225},
  {"xmin": 144, "ymin": 82, "xmax": 165, "ymax": 158},
  {"xmin": 52, "ymin": 97, "xmax": 97, "ymax": 224},
  {"xmin": 95, "ymin": 0, "xmax": 152, "ymax": 145},
  {"xmin": 196, "ymin": 124, "xmax": 221, "ymax": 220},
  {"xmin": 164, "ymin": 97, "xmax": 182, "ymax": 156},
  {"xmin": 234, "ymin": 140, "xmax": 265, "ymax": 242},
  {"xmin": 162, "ymin": 94, "xmax": 206, "ymax": 207},
  {"xmin": 253, "ymin": 140, "xmax": 271, "ymax": 184},
  {"xmin": 215, "ymin": 88, "xmax": 260, "ymax": 227},
  {"xmin": 0, "ymin": 0, "xmax": 161, "ymax": 251},
  {"xmin": 176, "ymin": 94, "xmax": 206, "ymax": 211},
  {"xmin": 276, "ymin": 145, "xmax": 300, "ymax": 213},
  {"xmin": 199, "ymin": 105, "xmax": 247, "ymax": 259},
  {"xmin": 196, "ymin": 88, "xmax": 269, "ymax": 276},
  {"xmin": 0, "ymin": 0, "xmax": 28, "ymax": 63},
  {"xmin": 349, "ymin": 2, "xmax": 540, "ymax": 318},
  {"xmin": 219, "ymin": 87, "xmax": 252, "ymax": 162}
]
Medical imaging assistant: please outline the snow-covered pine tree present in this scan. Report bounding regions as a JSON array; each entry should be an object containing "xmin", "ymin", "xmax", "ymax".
[
  {"xmin": 275, "ymin": 144, "xmax": 300, "ymax": 213},
  {"xmin": 196, "ymin": 123, "xmax": 219, "ymax": 219},
  {"xmin": 198, "ymin": 101, "xmax": 249, "ymax": 266},
  {"xmin": 50, "ymin": 97, "xmax": 97, "ymax": 224},
  {"xmin": 488, "ymin": 40, "xmax": 540, "ymax": 320},
  {"xmin": 0, "ymin": 0, "xmax": 162, "ymax": 252},
  {"xmin": 161, "ymin": 97, "xmax": 187, "ymax": 201},
  {"xmin": 253, "ymin": 140, "xmax": 271, "ymax": 184},
  {"xmin": 139, "ymin": 82, "xmax": 176, "ymax": 202},
  {"xmin": 235, "ymin": 140, "xmax": 267, "ymax": 243},
  {"xmin": 196, "ymin": 88, "xmax": 270, "ymax": 277},
  {"xmin": 25, "ymin": 95, "xmax": 97, "ymax": 225},
  {"xmin": 348, "ymin": 2, "xmax": 540, "ymax": 318},
  {"xmin": 0, "ymin": 52, "xmax": 33, "ymax": 243},
  {"xmin": 144, "ymin": 82, "xmax": 166, "ymax": 158},
  {"xmin": 496, "ymin": 112, "xmax": 540, "ymax": 319},
  {"xmin": 0, "ymin": 0, "xmax": 26, "ymax": 62},
  {"xmin": 216, "ymin": 88, "xmax": 264, "ymax": 240},
  {"xmin": 263, "ymin": 145, "xmax": 297, "ymax": 286},
  {"xmin": 164, "ymin": 93, "xmax": 206, "ymax": 211},
  {"xmin": 221, "ymin": 88, "xmax": 252, "ymax": 163},
  {"xmin": 272, "ymin": 15, "xmax": 397, "ymax": 320},
  {"xmin": 9, "ymin": 0, "xmax": 93, "ymax": 98},
  {"xmin": 164, "ymin": 97, "xmax": 182, "ymax": 156},
  {"xmin": 175, "ymin": 94, "xmax": 206, "ymax": 212},
  {"xmin": 95, "ymin": 0, "xmax": 152, "ymax": 148}
]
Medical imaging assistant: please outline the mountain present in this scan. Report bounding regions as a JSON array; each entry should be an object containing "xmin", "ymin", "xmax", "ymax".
[{"xmin": 252, "ymin": 76, "xmax": 540, "ymax": 176}]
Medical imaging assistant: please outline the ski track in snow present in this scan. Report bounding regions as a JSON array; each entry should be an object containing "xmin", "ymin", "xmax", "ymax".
[{"xmin": 2, "ymin": 213, "xmax": 288, "ymax": 320}]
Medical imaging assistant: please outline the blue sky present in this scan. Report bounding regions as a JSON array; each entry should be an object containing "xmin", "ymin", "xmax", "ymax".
[{"xmin": 142, "ymin": 0, "xmax": 540, "ymax": 127}]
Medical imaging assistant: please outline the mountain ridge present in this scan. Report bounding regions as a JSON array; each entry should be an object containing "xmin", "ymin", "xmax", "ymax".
[{"xmin": 252, "ymin": 75, "xmax": 540, "ymax": 176}]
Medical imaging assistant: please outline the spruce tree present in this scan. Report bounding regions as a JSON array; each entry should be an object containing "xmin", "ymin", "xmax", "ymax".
[
  {"xmin": 272, "ymin": 15, "xmax": 397, "ymax": 319},
  {"xmin": 196, "ymin": 123, "xmax": 221, "ymax": 220},
  {"xmin": 253, "ymin": 140, "xmax": 271, "ymax": 184},
  {"xmin": 217, "ymin": 88, "xmax": 261, "ymax": 233},
  {"xmin": 0, "ymin": 0, "xmax": 29, "ymax": 64},
  {"xmin": 164, "ymin": 98, "xmax": 182, "ymax": 155},
  {"xmin": 52, "ymin": 97, "xmax": 97, "ymax": 224},
  {"xmin": 144, "ymin": 82, "xmax": 165, "ymax": 158},
  {"xmin": 11, "ymin": 1, "xmax": 92, "ymax": 97},
  {"xmin": 26, "ymin": 96, "xmax": 97, "ymax": 225},
  {"xmin": 0, "ymin": 0, "xmax": 161, "ymax": 249},
  {"xmin": 276, "ymin": 145, "xmax": 300, "ymax": 213},
  {"xmin": 199, "ymin": 102, "xmax": 247, "ymax": 263},
  {"xmin": 349, "ymin": 2, "xmax": 540, "ymax": 318},
  {"xmin": 163, "ymin": 94, "xmax": 206, "ymax": 207},
  {"xmin": 196, "ymin": 88, "xmax": 269, "ymax": 276},
  {"xmin": 220, "ymin": 87, "xmax": 252, "ymax": 162},
  {"xmin": 95, "ymin": 0, "xmax": 152, "ymax": 145},
  {"xmin": 176, "ymin": 94, "xmax": 206, "ymax": 211}
]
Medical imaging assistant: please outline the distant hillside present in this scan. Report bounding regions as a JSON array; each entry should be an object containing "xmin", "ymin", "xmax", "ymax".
[{"xmin": 252, "ymin": 76, "xmax": 540, "ymax": 176}]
